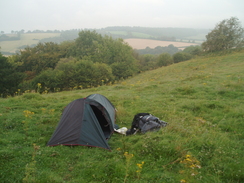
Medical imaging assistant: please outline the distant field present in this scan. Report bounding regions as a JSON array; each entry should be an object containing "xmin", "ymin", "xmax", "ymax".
[
  {"xmin": 0, "ymin": 33, "xmax": 60, "ymax": 53},
  {"xmin": 108, "ymin": 31, "xmax": 152, "ymax": 38},
  {"xmin": 108, "ymin": 31, "xmax": 127, "ymax": 35},
  {"xmin": 184, "ymin": 33, "xmax": 207, "ymax": 41},
  {"xmin": 1, "ymin": 33, "xmax": 200, "ymax": 54},
  {"xmin": 124, "ymin": 38, "xmax": 199, "ymax": 49}
]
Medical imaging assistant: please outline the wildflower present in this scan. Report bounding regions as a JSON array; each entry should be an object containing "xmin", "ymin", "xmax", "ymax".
[
  {"xmin": 116, "ymin": 147, "xmax": 121, "ymax": 151},
  {"xmin": 124, "ymin": 152, "xmax": 134, "ymax": 159},
  {"xmin": 49, "ymin": 109, "xmax": 55, "ymax": 114},
  {"xmin": 23, "ymin": 110, "xmax": 34, "ymax": 118},
  {"xmin": 124, "ymin": 152, "xmax": 134, "ymax": 164},
  {"xmin": 180, "ymin": 179, "xmax": 187, "ymax": 183},
  {"xmin": 136, "ymin": 161, "xmax": 145, "ymax": 169},
  {"xmin": 185, "ymin": 158, "xmax": 192, "ymax": 162}
]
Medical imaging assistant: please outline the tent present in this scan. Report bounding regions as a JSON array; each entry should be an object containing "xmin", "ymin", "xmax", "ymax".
[{"xmin": 47, "ymin": 94, "xmax": 116, "ymax": 150}]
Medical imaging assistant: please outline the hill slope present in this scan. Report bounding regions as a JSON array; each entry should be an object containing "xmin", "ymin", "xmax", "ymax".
[{"xmin": 0, "ymin": 51, "xmax": 243, "ymax": 182}]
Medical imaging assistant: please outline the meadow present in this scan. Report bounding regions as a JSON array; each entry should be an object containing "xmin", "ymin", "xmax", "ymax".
[{"xmin": 0, "ymin": 50, "xmax": 244, "ymax": 182}]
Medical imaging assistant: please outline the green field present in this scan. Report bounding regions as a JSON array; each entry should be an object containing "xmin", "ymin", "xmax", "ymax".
[
  {"xmin": 108, "ymin": 31, "xmax": 152, "ymax": 38},
  {"xmin": 1, "ymin": 50, "xmax": 244, "ymax": 182},
  {"xmin": 0, "ymin": 33, "xmax": 60, "ymax": 53},
  {"xmin": 184, "ymin": 34, "xmax": 207, "ymax": 41}
]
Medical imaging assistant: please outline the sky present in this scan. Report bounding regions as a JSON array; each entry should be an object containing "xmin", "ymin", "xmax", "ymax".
[{"xmin": 1, "ymin": 0, "xmax": 244, "ymax": 33}]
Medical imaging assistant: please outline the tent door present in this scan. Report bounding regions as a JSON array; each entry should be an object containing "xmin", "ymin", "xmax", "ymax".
[{"xmin": 90, "ymin": 105, "xmax": 111, "ymax": 139}]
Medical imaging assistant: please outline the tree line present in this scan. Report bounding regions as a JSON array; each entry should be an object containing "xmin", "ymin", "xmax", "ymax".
[
  {"xmin": 0, "ymin": 30, "xmax": 198, "ymax": 97},
  {"xmin": 1, "ymin": 17, "xmax": 243, "ymax": 97}
]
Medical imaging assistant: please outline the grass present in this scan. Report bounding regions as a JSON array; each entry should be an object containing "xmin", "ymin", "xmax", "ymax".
[
  {"xmin": 1, "ymin": 50, "xmax": 244, "ymax": 182},
  {"xmin": 0, "ymin": 33, "xmax": 60, "ymax": 53}
]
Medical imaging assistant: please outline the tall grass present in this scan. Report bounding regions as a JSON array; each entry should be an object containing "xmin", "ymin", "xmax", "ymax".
[{"xmin": 0, "ymin": 50, "xmax": 243, "ymax": 182}]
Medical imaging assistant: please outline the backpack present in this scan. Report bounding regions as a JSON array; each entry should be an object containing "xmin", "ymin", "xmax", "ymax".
[{"xmin": 126, "ymin": 113, "xmax": 167, "ymax": 135}]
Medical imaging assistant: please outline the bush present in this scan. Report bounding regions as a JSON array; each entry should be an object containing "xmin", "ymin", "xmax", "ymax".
[
  {"xmin": 157, "ymin": 53, "xmax": 173, "ymax": 67},
  {"xmin": 183, "ymin": 45, "xmax": 202, "ymax": 56},
  {"xmin": 173, "ymin": 52, "xmax": 192, "ymax": 63}
]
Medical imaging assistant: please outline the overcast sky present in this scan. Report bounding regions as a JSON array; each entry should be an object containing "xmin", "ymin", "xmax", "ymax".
[{"xmin": 1, "ymin": 0, "xmax": 244, "ymax": 33}]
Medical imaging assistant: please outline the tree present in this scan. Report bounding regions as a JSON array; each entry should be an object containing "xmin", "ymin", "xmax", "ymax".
[
  {"xmin": 68, "ymin": 30, "xmax": 103, "ymax": 58},
  {"xmin": 173, "ymin": 52, "xmax": 192, "ymax": 63},
  {"xmin": 14, "ymin": 42, "xmax": 62, "ymax": 76},
  {"xmin": 137, "ymin": 54, "xmax": 157, "ymax": 71},
  {"xmin": 0, "ymin": 53, "xmax": 24, "ymax": 97},
  {"xmin": 202, "ymin": 17, "xmax": 244, "ymax": 52},
  {"xmin": 157, "ymin": 53, "xmax": 173, "ymax": 67},
  {"xmin": 183, "ymin": 45, "xmax": 202, "ymax": 56}
]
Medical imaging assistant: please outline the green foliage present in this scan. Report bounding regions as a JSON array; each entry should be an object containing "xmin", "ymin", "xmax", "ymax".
[
  {"xmin": 202, "ymin": 17, "xmax": 244, "ymax": 52},
  {"xmin": 137, "ymin": 44, "xmax": 181, "ymax": 55},
  {"xmin": 173, "ymin": 52, "xmax": 192, "ymax": 63},
  {"xmin": 157, "ymin": 53, "xmax": 173, "ymax": 67},
  {"xmin": 14, "ymin": 42, "xmax": 62, "ymax": 75},
  {"xmin": 31, "ymin": 69, "xmax": 64, "ymax": 93},
  {"xmin": 183, "ymin": 45, "xmax": 202, "ymax": 56},
  {"xmin": 137, "ymin": 54, "xmax": 157, "ymax": 71},
  {"xmin": 68, "ymin": 30, "xmax": 103, "ymax": 59},
  {"xmin": 3, "ymin": 30, "xmax": 140, "ymax": 92},
  {"xmin": 33, "ymin": 58, "xmax": 115, "ymax": 91},
  {"xmin": 111, "ymin": 61, "xmax": 137, "ymax": 80},
  {"xmin": 68, "ymin": 31, "xmax": 138, "ymax": 80},
  {"xmin": 1, "ymin": 50, "xmax": 244, "ymax": 182},
  {"xmin": 0, "ymin": 53, "xmax": 24, "ymax": 97}
]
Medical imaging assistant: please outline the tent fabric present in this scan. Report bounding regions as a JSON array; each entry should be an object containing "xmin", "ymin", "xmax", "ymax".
[
  {"xmin": 47, "ymin": 94, "xmax": 116, "ymax": 150},
  {"xmin": 86, "ymin": 94, "xmax": 116, "ymax": 127}
]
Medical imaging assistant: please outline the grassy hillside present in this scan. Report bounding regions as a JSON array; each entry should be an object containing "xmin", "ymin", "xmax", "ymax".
[{"xmin": 1, "ymin": 51, "xmax": 244, "ymax": 182}]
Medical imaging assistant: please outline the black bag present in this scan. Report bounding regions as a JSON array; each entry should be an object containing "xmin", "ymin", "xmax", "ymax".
[{"xmin": 126, "ymin": 113, "xmax": 167, "ymax": 135}]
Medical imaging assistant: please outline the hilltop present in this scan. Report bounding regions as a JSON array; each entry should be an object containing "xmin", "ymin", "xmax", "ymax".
[{"xmin": 0, "ymin": 50, "xmax": 243, "ymax": 182}]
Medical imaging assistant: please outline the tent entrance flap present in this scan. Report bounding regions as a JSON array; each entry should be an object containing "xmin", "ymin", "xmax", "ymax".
[{"xmin": 90, "ymin": 105, "xmax": 111, "ymax": 139}]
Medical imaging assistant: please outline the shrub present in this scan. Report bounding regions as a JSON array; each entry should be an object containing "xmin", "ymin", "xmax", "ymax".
[{"xmin": 173, "ymin": 52, "xmax": 192, "ymax": 63}]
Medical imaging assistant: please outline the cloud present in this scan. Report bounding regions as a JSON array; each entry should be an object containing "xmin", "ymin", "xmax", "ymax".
[{"xmin": 0, "ymin": 0, "xmax": 243, "ymax": 32}]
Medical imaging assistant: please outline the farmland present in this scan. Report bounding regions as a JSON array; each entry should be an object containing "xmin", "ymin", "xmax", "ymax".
[
  {"xmin": 0, "ymin": 33, "xmax": 60, "ymax": 54},
  {"xmin": 124, "ymin": 38, "xmax": 199, "ymax": 50},
  {"xmin": 1, "ymin": 27, "xmax": 207, "ymax": 55}
]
